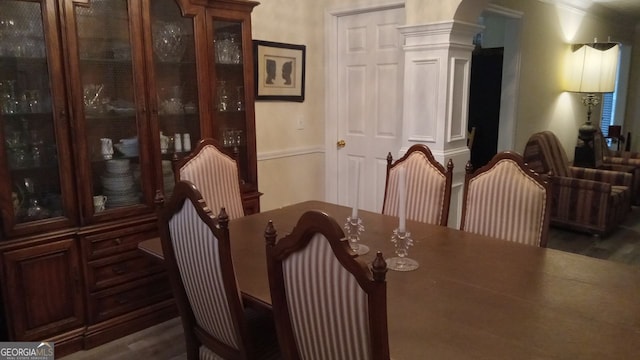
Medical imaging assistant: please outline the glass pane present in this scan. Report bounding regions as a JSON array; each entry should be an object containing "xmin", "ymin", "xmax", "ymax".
[
  {"xmin": 0, "ymin": 1, "xmax": 62, "ymax": 224},
  {"xmin": 76, "ymin": 0, "xmax": 141, "ymax": 210},
  {"xmin": 150, "ymin": 0, "xmax": 200, "ymax": 198},
  {"xmin": 213, "ymin": 20, "xmax": 248, "ymax": 183}
]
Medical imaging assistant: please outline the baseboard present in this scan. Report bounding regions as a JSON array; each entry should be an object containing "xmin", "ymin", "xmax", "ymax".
[{"xmin": 82, "ymin": 299, "xmax": 177, "ymax": 350}]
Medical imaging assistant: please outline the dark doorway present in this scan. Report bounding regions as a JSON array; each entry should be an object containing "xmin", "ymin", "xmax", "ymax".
[{"xmin": 468, "ymin": 47, "xmax": 504, "ymax": 170}]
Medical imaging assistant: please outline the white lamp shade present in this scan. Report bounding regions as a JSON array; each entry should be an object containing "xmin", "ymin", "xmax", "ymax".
[{"xmin": 565, "ymin": 43, "xmax": 619, "ymax": 93}]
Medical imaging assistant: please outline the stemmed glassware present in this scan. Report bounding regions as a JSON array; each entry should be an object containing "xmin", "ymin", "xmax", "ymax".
[
  {"xmin": 236, "ymin": 86, "xmax": 244, "ymax": 111},
  {"xmin": 386, "ymin": 228, "xmax": 419, "ymax": 271},
  {"xmin": 344, "ymin": 215, "xmax": 369, "ymax": 255},
  {"xmin": 216, "ymin": 80, "xmax": 229, "ymax": 111},
  {"xmin": 152, "ymin": 21, "xmax": 186, "ymax": 62}
]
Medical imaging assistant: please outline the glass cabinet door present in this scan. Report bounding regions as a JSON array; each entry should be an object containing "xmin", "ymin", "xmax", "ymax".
[
  {"xmin": 147, "ymin": 0, "xmax": 200, "ymax": 199},
  {"xmin": 211, "ymin": 19, "xmax": 250, "ymax": 182},
  {"xmin": 72, "ymin": 0, "xmax": 144, "ymax": 215},
  {"xmin": 0, "ymin": 0, "xmax": 74, "ymax": 234}
]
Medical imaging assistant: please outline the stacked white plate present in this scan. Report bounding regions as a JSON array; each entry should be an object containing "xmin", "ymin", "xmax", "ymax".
[
  {"xmin": 101, "ymin": 159, "xmax": 140, "ymax": 208},
  {"xmin": 105, "ymin": 159, "xmax": 131, "ymax": 173},
  {"xmin": 131, "ymin": 163, "xmax": 141, "ymax": 183},
  {"xmin": 162, "ymin": 160, "xmax": 175, "ymax": 199}
]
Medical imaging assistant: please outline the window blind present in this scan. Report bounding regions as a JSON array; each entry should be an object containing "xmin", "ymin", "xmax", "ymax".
[{"xmin": 600, "ymin": 92, "xmax": 614, "ymax": 136}]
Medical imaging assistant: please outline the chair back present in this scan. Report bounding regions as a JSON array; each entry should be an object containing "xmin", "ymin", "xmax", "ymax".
[
  {"xmin": 158, "ymin": 181, "xmax": 250, "ymax": 359},
  {"xmin": 382, "ymin": 144, "xmax": 453, "ymax": 226},
  {"xmin": 467, "ymin": 127, "xmax": 476, "ymax": 149},
  {"xmin": 174, "ymin": 138, "xmax": 245, "ymax": 219},
  {"xmin": 461, "ymin": 152, "xmax": 551, "ymax": 247},
  {"xmin": 593, "ymin": 129, "xmax": 607, "ymax": 167},
  {"xmin": 522, "ymin": 131, "xmax": 571, "ymax": 177},
  {"xmin": 265, "ymin": 211, "xmax": 389, "ymax": 360},
  {"xmin": 625, "ymin": 132, "xmax": 631, "ymax": 152}
]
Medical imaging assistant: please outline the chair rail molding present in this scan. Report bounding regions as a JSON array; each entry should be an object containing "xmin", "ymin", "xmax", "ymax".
[{"xmin": 257, "ymin": 146, "xmax": 325, "ymax": 161}]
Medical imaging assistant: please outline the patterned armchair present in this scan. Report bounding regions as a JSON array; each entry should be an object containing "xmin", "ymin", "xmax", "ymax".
[
  {"xmin": 383, "ymin": 144, "xmax": 453, "ymax": 226},
  {"xmin": 174, "ymin": 138, "xmax": 245, "ymax": 219},
  {"xmin": 461, "ymin": 152, "xmax": 551, "ymax": 247},
  {"xmin": 594, "ymin": 129, "xmax": 640, "ymax": 205},
  {"xmin": 265, "ymin": 211, "xmax": 389, "ymax": 360},
  {"xmin": 158, "ymin": 181, "xmax": 279, "ymax": 360},
  {"xmin": 523, "ymin": 131, "xmax": 632, "ymax": 236}
]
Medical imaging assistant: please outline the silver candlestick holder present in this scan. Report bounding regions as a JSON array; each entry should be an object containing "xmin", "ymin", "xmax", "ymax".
[
  {"xmin": 344, "ymin": 216, "xmax": 369, "ymax": 255},
  {"xmin": 386, "ymin": 228, "xmax": 419, "ymax": 271}
]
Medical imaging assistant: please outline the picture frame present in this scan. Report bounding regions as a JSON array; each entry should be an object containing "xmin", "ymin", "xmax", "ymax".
[{"xmin": 253, "ymin": 40, "xmax": 306, "ymax": 102}]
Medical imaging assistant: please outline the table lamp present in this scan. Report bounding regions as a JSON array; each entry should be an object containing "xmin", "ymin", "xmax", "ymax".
[
  {"xmin": 565, "ymin": 41, "xmax": 619, "ymax": 140},
  {"xmin": 565, "ymin": 41, "xmax": 619, "ymax": 166}
]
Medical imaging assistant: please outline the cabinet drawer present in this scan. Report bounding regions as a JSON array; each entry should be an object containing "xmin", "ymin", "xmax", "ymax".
[
  {"xmin": 86, "ymin": 250, "xmax": 165, "ymax": 292},
  {"xmin": 88, "ymin": 274, "xmax": 172, "ymax": 324},
  {"xmin": 84, "ymin": 223, "xmax": 158, "ymax": 260}
]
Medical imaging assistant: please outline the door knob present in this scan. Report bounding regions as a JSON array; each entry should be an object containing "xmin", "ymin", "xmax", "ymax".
[{"xmin": 337, "ymin": 139, "xmax": 346, "ymax": 148}]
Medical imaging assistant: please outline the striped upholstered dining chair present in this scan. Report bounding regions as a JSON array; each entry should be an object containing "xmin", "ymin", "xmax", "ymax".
[
  {"xmin": 265, "ymin": 211, "xmax": 389, "ymax": 360},
  {"xmin": 383, "ymin": 144, "xmax": 454, "ymax": 226},
  {"xmin": 158, "ymin": 181, "xmax": 280, "ymax": 360},
  {"xmin": 173, "ymin": 138, "xmax": 245, "ymax": 220},
  {"xmin": 460, "ymin": 151, "xmax": 551, "ymax": 247}
]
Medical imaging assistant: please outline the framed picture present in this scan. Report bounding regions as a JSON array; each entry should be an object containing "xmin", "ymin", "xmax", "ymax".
[{"xmin": 253, "ymin": 40, "xmax": 306, "ymax": 102}]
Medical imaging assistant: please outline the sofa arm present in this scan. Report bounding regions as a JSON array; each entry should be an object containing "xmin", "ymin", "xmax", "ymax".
[
  {"xmin": 569, "ymin": 166, "xmax": 632, "ymax": 187},
  {"xmin": 552, "ymin": 176, "xmax": 611, "ymax": 194},
  {"xmin": 604, "ymin": 155, "xmax": 640, "ymax": 167},
  {"xmin": 608, "ymin": 150, "xmax": 640, "ymax": 159},
  {"xmin": 551, "ymin": 174, "xmax": 629, "ymax": 236},
  {"xmin": 599, "ymin": 163, "xmax": 637, "ymax": 174}
]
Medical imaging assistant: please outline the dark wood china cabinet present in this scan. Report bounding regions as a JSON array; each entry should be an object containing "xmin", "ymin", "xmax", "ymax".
[{"xmin": 0, "ymin": 0, "xmax": 259, "ymax": 355}]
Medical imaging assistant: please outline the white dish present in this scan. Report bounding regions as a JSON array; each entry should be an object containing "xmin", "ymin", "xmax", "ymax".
[
  {"xmin": 119, "ymin": 137, "xmax": 138, "ymax": 145},
  {"xmin": 101, "ymin": 175, "xmax": 135, "ymax": 192},
  {"xmin": 104, "ymin": 188, "xmax": 137, "ymax": 196},
  {"xmin": 113, "ymin": 108, "xmax": 136, "ymax": 116},
  {"xmin": 114, "ymin": 143, "xmax": 139, "ymax": 157},
  {"xmin": 105, "ymin": 159, "xmax": 131, "ymax": 173}
]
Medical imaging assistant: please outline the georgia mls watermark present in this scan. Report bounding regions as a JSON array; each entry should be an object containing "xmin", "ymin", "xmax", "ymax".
[{"xmin": 0, "ymin": 342, "xmax": 54, "ymax": 360}]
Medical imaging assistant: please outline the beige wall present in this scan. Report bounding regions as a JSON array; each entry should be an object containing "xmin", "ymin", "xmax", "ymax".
[
  {"xmin": 250, "ymin": 0, "xmax": 640, "ymax": 210},
  {"xmin": 627, "ymin": 24, "xmax": 640, "ymax": 151},
  {"xmin": 257, "ymin": 153, "xmax": 325, "ymax": 209},
  {"xmin": 251, "ymin": 0, "xmax": 326, "ymax": 210},
  {"xmin": 489, "ymin": 0, "xmax": 637, "ymax": 156}
]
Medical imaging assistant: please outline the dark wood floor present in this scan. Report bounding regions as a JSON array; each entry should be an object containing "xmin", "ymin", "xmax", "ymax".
[
  {"xmin": 60, "ymin": 209, "xmax": 640, "ymax": 359},
  {"xmin": 546, "ymin": 206, "xmax": 640, "ymax": 266},
  {"xmin": 59, "ymin": 316, "xmax": 186, "ymax": 360}
]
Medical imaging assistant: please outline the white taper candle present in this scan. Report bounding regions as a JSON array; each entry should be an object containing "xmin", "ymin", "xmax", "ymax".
[
  {"xmin": 352, "ymin": 161, "xmax": 360, "ymax": 218},
  {"xmin": 398, "ymin": 166, "xmax": 406, "ymax": 232}
]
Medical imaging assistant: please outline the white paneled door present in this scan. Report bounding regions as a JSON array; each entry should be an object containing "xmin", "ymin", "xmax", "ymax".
[{"xmin": 334, "ymin": 7, "xmax": 405, "ymax": 214}]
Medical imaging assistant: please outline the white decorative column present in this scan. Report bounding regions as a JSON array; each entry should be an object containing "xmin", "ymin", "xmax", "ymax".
[{"xmin": 398, "ymin": 21, "xmax": 483, "ymax": 227}]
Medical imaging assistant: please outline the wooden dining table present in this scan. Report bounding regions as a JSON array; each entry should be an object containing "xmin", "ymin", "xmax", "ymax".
[{"xmin": 139, "ymin": 200, "xmax": 640, "ymax": 359}]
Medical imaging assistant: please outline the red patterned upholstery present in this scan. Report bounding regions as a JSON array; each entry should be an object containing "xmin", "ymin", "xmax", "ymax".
[
  {"xmin": 265, "ymin": 211, "xmax": 389, "ymax": 360},
  {"xmin": 461, "ymin": 152, "xmax": 551, "ymax": 247},
  {"xmin": 176, "ymin": 138, "xmax": 245, "ymax": 220},
  {"xmin": 159, "ymin": 181, "xmax": 279, "ymax": 360},
  {"xmin": 383, "ymin": 144, "xmax": 453, "ymax": 226},
  {"xmin": 523, "ymin": 131, "xmax": 631, "ymax": 235}
]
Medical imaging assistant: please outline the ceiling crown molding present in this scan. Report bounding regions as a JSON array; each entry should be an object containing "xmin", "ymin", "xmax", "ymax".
[
  {"xmin": 538, "ymin": 0, "xmax": 591, "ymax": 12},
  {"xmin": 537, "ymin": 0, "xmax": 636, "ymax": 25}
]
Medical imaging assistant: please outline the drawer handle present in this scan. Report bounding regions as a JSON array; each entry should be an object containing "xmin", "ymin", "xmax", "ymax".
[
  {"xmin": 112, "ymin": 265, "xmax": 127, "ymax": 275},
  {"xmin": 113, "ymin": 238, "xmax": 122, "ymax": 245}
]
